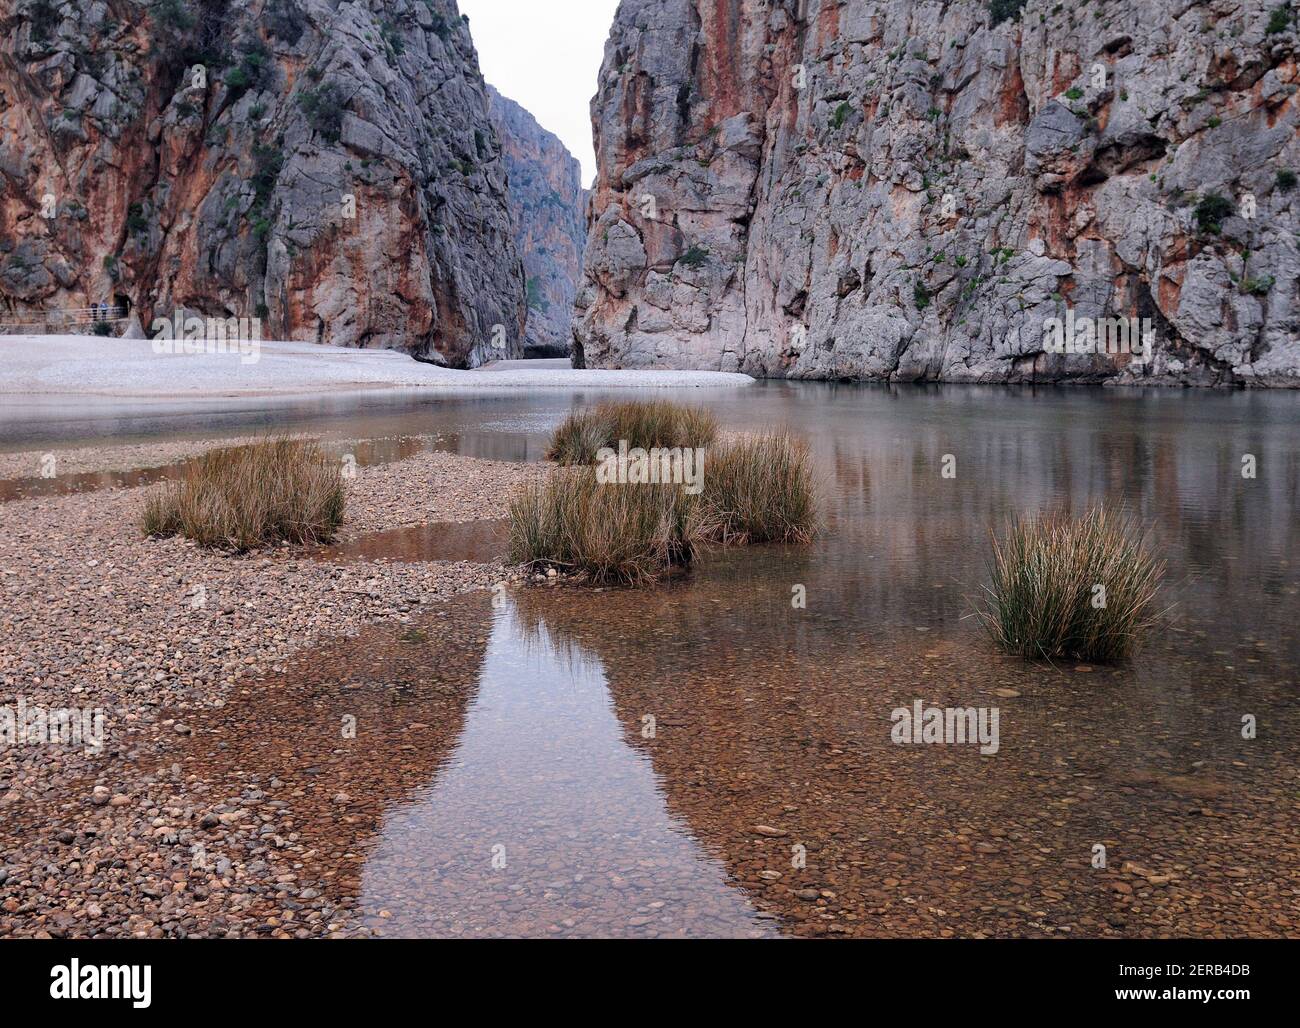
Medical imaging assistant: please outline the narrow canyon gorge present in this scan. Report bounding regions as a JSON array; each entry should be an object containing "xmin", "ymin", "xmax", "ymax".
[
  {"xmin": 3, "ymin": 0, "xmax": 1298, "ymax": 385},
  {"xmin": 488, "ymin": 85, "xmax": 588, "ymax": 358}
]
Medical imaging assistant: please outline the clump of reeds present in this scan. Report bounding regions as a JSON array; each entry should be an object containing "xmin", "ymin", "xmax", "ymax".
[
  {"xmin": 519, "ymin": 400, "xmax": 820, "ymax": 586},
  {"xmin": 507, "ymin": 469, "xmax": 699, "ymax": 585},
  {"xmin": 142, "ymin": 437, "xmax": 345, "ymax": 552},
  {"xmin": 546, "ymin": 400, "xmax": 718, "ymax": 465},
  {"xmin": 976, "ymin": 508, "xmax": 1165, "ymax": 662},
  {"xmin": 699, "ymin": 432, "xmax": 817, "ymax": 544}
]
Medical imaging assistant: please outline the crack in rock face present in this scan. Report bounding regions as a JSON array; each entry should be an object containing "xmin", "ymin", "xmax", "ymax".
[{"xmin": 575, "ymin": 0, "xmax": 1300, "ymax": 387}]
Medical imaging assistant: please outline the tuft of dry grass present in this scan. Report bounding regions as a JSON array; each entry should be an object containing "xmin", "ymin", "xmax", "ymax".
[
  {"xmin": 142, "ymin": 437, "xmax": 345, "ymax": 552},
  {"xmin": 522, "ymin": 402, "xmax": 818, "ymax": 586},
  {"xmin": 699, "ymin": 432, "xmax": 817, "ymax": 545},
  {"xmin": 546, "ymin": 400, "xmax": 718, "ymax": 465},
  {"xmin": 976, "ymin": 508, "xmax": 1165, "ymax": 663},
  {"xmin": 507, "ymin": 469, "xmax": 700, "ymax": 585}
]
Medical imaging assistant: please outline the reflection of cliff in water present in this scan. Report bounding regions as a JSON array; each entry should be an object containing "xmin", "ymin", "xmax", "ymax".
[
  {"xmin": 355, "ymin": 600, "xmax": 779, "ymax": 938},
  {"xmin": 59, "ymin": 380, "xmax": 1296, "ymax": 938},
  {"xmin": 173, "ymin": 599, "xmax": 494, "ymax": 925},
  {"xmin": 783, "ymin": 384, "xmax": 1300, "ymax": 649},
  {"xmin": 512, "ymin": 565, "xmax": 1299, "ymax": 938}
]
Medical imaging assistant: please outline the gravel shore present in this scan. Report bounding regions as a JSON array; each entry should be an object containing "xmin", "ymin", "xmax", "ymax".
[
  {"xmin": 0, "ymin": 438, "xmax": 253, "ymax": 480},
  {"xmin": 0, "ymin": 442, "xmax": 535, "ymax": 938},
  {"xmin": 5, "ymin": 436, "xmax": 1290, "ymax": 940}
]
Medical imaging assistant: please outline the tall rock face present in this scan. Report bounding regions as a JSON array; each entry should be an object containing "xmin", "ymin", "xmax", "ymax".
[
  {"xmin": 0, "ymin": 0, "xmax": 525, "ymax": 367},
  {"xmin": 488, "ymin": 85, "xmax": 587, "ymax": 358},
  {"xmin": 576, "ymin": 0, "xmax": 1300, "ymax": 386}
]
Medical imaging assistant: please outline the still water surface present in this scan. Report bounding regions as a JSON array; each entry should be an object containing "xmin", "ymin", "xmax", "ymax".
[{"xmin": 10, "ymin": 382, "xmax": 1297, "ymax": 936}]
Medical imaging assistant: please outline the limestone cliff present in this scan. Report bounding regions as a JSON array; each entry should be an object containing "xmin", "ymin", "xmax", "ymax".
[
  {"xmin": 0, "ymin": 0, "xmax": 525, "ymax": 367},
  {"xmin": 488, "ymin": 85, "xmax": 587, "ymax": 358},
  {"xmin": 575, "ymin": 0, "xmax": 1300, "ymax": 386}
]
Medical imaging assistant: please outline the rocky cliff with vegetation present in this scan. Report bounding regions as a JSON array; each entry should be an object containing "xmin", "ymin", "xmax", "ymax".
[
  {"xmin": 488, "ymin": 85, "xmax": 587, "ymax": 358},
  {"xmin": 0, "ymin": 0, "xmax": 525, "ymax": 367},
  {"xmin": 575, "ymin": 0, "xmax": 1299, "ymax": 386}
]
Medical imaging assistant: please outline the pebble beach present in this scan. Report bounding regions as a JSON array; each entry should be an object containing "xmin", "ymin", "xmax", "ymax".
[{"xmin": 0, "ymin": 439, "xmax": 533, "ymax": 937}]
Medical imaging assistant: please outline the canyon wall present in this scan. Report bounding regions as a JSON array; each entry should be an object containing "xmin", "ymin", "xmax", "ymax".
[
  {"xmin": 488, "ymin": 85, "xmax": 587, "ymax": 358},
  {"xmin": 0, "ymin": 0, "xmax": 525, "ymax": 367},
  {"xmin": 575, "ymin": 0, "xmax": 1300, "ymax": 386}
]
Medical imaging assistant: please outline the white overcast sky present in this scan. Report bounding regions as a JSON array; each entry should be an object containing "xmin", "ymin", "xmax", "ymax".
[{"xmin": 458, "ymin": 0, "xmax": 622, "ymax": 185}]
